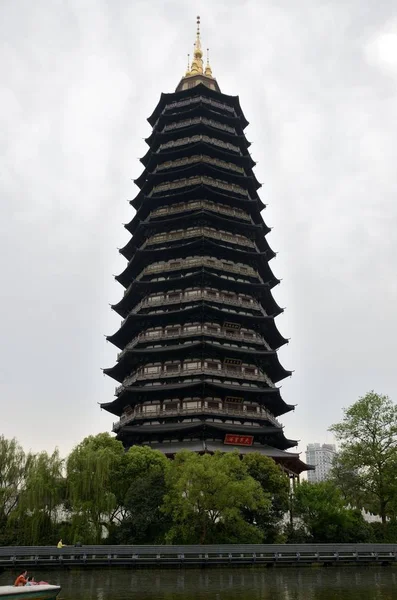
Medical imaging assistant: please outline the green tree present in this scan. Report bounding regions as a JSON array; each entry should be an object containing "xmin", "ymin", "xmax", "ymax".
[
  {"xmin": 330, "ymin": 391, "xmax": 397, "ymax": 525},
  {"xmin": 116, "ymin": 470, "xmax": 168, "ymax": 543},
  {"xmin": 242, "ymin": 453, "xmax": 290, "ymax": 542},
  {"xmin": 112, "ymin": 446, "xmax": 169, "ymax": 543},
  {"xmin": 17, "ymin": 449, "xmax": 65, "ymax": 544},
  {"xmin": 0, "ymin": 436, "xmax": 33, "ymax": 544},
  {"xmin": 163, "ymin": 450, "xmax": 269, "ymax": 544},
  {"xmin": 123, "ymin": 445, "xmax": 169, "ymax": 487},
  {"xmin": 66, "ymin": 433, "xmax": 125, "ymax": 543},
  {"xmin": 292, "ymin": 480, "xmax": 372, "ymax": 543}
]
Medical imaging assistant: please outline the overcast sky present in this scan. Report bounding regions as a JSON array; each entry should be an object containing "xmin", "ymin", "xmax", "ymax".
[{"xmin": 1, "ymin": 0, "xmax": 397, "ymax": 463}]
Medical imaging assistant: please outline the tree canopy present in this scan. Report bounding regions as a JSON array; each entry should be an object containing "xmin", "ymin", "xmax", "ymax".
[
  {"xmin": 163, "ymin": 450, "xmax": 269, "ymax": 544},
  {"xmin": 292, "ymin": 480, "xmax": 371, "ymax": 543},
  {"xmin": 3, "ymin": 392, "xmax": 397, "ymax": 547},
  {"xmin": 330, "ymin": 391, "xmax": 397, "ymax": 524},
  {"xmin": 242, "ymin": 453, "xmax": 290, "ymax": 542},
  {"xmin": 66, "ymin": 433, "xmax": 125, "ymax": 542}
]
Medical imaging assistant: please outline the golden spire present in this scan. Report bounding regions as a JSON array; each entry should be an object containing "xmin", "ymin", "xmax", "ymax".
[
  {"xmin": 190, "ymin": 15, "xmax": 204, "ymax": 75},
  {"xmin": 205, "ymin": 47, "xmax": 213, "ymax": 77},
  {"xmin": 185, "ymin": 53, "xmax": 191, "ymax": 76}
]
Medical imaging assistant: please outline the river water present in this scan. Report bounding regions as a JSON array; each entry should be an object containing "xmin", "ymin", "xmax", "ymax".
[{"xmin": 1, "ymin": 567, "xmax": 397, "ymax": 599}]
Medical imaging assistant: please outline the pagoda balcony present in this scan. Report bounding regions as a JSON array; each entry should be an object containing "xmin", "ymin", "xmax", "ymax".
[
  {"xmin": 128, "ymin": 290, "xmax": 266, "ymax": 319},
  {"xmin": 132, "ymin": 181, "xmax": 264, "ymax": 213},
  {"xmin": 147, "ymin": 85, "xmax": 249, "ymax": 129},
  {"xmin": 112, "ymin": 405, "xmax": 282, "ymax": 432},
  {"xmin": 153, "ymin": 106, "xmax": 243, "ymax": 136},
  {"xmin": 158, "ymin": 134, "xmax": 241, "ymax": 155},
  {"xmin": 117, "ymin": 326, "xmax": 270, "ymax": 360},
  {"xmin": 115, "ymin": 269, "xmax": 279, "ymax": 318},
  {"xmin": 118, "ymin": 242, "xmax": 276, "ymax": 290},
  {"xmin": 142, "ymin": 227, "xmax": 256, "ymax": 250},
  {"xmin": 115, "ymin": 364, "xmax": 275, "ymax": 395},
  {"xmin": 163, "ymin": 95, "xmax": 236, "ymax": 115},
  {"xmin": 162, "ymin": 116, "xmax": 236, "ymax": 136},
  {"xmin": 134, "ymin": 256, "xmax": 263, "ymax": 284},
  {"xmin": 149, "ymin": 175, "xmax": 251, "ymax": 199},
  {"xmin": 109, "ymin": 302, "xmax": 287, "ymax": 351},
  {"xmin": 154, "ymin": 154, "xmax": 245, "ymax": 176},
  {"xmin": 128, "ymin": 215, "xmax": 267, "ymax": 254},
  {"xmin": 146, "ymin": 141, "xmax": 255, "ymax": 173},
  {"xmin": 146, "ymin": 125, "xmax": 251, "ymax": 159},
  {"xmin": 150, "ymin": 199, "xmax": 252, "ymax": 222},
  {"xmin": 140, "ymin": 165, "xmax": 260, "ymax": 199}
]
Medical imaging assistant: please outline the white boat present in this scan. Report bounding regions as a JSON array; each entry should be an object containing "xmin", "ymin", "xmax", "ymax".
[{"xmin": 0, "ymin": 585, "xmax": 61, "ymax": 600}]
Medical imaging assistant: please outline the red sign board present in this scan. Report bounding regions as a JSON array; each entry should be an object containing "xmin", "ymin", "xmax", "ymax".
[{"xmin": 224, "ymin": 434, "xmax": 254, "ymax": 446}]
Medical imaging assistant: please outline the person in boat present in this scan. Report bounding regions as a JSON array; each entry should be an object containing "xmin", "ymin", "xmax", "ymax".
[
  {"xmin": 57, "ymin": 539, "xmax": 67, "ymax": 548},
  {"xmin": 25, "ymin": 577, "xmax": 38, "ymax": 586},
  {"xmin": 14, "ymin": 571, "xmax": 28, "ymax": 587}
]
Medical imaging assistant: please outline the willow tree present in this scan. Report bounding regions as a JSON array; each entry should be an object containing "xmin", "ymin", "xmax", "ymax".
[
  {"xmin": 330, "ymin": 391, "xmax": 397, "ymax": 525},
  {"xmin": 17, "ymin": 449, "xmax": 65, "ymax": 545},
  {"xmin": 66, "ymin": 433, "xmax": 125, "ymax": 543},
  {"xmin": 0, "ymin": 436, "xmax": 33, "ymax": 543}
]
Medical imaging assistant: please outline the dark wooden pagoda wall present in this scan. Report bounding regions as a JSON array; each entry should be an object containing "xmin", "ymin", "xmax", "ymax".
[{"xmin": 101, "ymin": 82, "xmax": 306, "ymax": 475}]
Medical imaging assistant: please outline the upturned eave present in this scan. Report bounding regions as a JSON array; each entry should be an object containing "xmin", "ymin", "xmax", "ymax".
[
  {"xmin": 112, "ymin": 271, "xmax": 282, "ymax": 318},
  {"xmin": 107, "ymin": 303, "xmax": 288, "ymax": 351},
  {"xmin": 147, "ymin": 83, "xmax": 249, "ymax": 129}
]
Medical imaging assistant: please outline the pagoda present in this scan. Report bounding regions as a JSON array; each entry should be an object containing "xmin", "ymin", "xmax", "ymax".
[{"xmin": 101, "ymin": 18, "xmax": 309, "ymax": 476}]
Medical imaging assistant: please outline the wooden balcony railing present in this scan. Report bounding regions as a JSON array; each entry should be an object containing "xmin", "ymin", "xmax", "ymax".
[
  {"xmin": 115, "ymin": 365, "xmax": 275, "ymax": 395},
  {"xmin": 163, "ymin": 117, "xmax": 236, "ymax": 135},
  {"xmin": 129, "ymin": 291, "xmax": 265, "ymax": 318},
  {"xmin": 155, "ymin": 154, "xmax": 245, "ymax": 175},
  {"xmin": 113, "ymin": 404, "xmax": 282, "ymax": 431},
  {"xmin": 136, "ymin": 256, "xmax": 261, "ymax": 282},
  {"xmin": 143, "ymin": 227, "xmax": 255, "ymax": 249},
  {"xmin": 158, "ymin": 134, "xmax": 240, "ymax": 155},
  {"xmin": 163, "ymin": 95, "xmax": 236, "ymax": 114},
  {"xmin": 117, "ymin": 328, "xmax": 270, "ymax": 360},
  {"xmin": 149, "ymin": 175, "xmax": 250, "ymax": 198},
  {"xmin": 150, "ymin": 199, "xmax": 251, "ymax": 221}
]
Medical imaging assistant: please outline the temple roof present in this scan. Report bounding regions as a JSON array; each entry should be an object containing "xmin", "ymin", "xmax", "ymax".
[
  {"xmin": 107, "ymin": 303, "xmax": 288, "ymax": 350},
  {"xmin": 101, "ymin": 378, "xmax": 293, "ymax": 418},
  {"xmin": 104, "ymin": 339, "xmax": 291, "ymax": 384},
  {"xmin": 130, "ymin": 440, "xmax": 310, "ymax": 475},
  {"xmin": 123, "ymin": 211, "xmax": 271, "ymax": 250},
  {"xmin": 130, "ymin": 184, "xmax": 265, "ymax": 213},
  {"xmin": 141, "ymin": 139, "xmax": 256, "ymax": 171},
  {"xmin": 112, "ymin": 270, "xmax": 283, "ymax": 318},
  {"xmin": 148, "ymin": 85, "xmax": 249, "ymax": 128},
  {"xmin": 117, "ymin": 421, "xmax": 296, "ymax": 451},
  {"xmin": 115, "ymin": 239, "xmax": 278, "ymax": 288},
  {"xmin": 134, "ymin": 163, "xmax": 261, "ymax": 195}
]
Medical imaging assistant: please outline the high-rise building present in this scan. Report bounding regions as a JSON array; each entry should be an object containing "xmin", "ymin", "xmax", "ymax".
[
  {"xmin": 101, "ymin": 18, "xmax": 310, "ymax": 477},
  {"xmin": 305, "ymin": 443, "xmax": 337, "ymax": 482}
]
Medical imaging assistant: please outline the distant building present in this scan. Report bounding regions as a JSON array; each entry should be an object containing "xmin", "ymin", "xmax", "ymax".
[{"xmin": 305, "ymin": 443, "xmax": 337, "ymax": 483}]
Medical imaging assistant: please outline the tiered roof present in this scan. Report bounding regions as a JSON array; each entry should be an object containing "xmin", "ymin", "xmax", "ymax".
[{"xmin": 101, "ymin": 19, "xmax": 311, "ymax": 475}]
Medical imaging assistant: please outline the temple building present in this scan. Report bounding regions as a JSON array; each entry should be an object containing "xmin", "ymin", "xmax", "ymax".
[{"xmin": 101, "ymin": 18, "xmax": 310, "ymax": 476}]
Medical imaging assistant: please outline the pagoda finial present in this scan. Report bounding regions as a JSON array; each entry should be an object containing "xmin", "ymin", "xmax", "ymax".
[
  {"xmin": 190, "ymin": 15, "xmax": 204, "ymax": 75},
  {"xmin": 185, "ymin": 53, "xmax": 191, "ymax": 76},
  {"xmin": 205, "ymin": 47, "xmax": 213, "ymax": 77}
]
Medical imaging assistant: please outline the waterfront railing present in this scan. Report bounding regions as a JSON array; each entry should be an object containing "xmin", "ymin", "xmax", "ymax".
[{"xmin": 1, "ymin": 544, "xmax": 397, "ymax": 568}]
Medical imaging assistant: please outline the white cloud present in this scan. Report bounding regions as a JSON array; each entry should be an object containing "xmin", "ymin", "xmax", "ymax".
[{"xmin": 365, "ymin": 22, "xmax": 397, "ymax": 74}]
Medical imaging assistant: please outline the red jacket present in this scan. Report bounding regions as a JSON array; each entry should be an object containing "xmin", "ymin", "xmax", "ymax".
[{"xmin": 14, "ymin": 575, "xmax": 27, "ymax": 587}]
